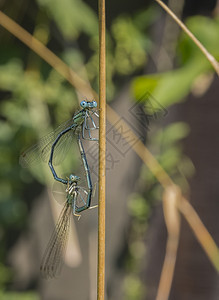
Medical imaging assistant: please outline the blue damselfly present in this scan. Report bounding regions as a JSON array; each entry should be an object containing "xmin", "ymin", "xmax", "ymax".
[
  {"xmin": 20, "ymin": 100, "xmax": 99, "ymax": 184},
  {"xmin": 40, "ymin": 173, "xmax": 95, "ymax": 278}
]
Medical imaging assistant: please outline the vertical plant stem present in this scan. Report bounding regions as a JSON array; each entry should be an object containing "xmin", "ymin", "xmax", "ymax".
[
  {"xmin": 98, "ymin": 0, "xmax": 106, "ymax": 299},
  {"xmin": 156, "ymin": 186, "xmax": 181, "ymax": 300}
]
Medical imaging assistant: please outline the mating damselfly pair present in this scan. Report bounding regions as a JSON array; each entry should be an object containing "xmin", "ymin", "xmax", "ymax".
[{"xmin": 20, "ymin": 100, "xmax": 99, "ymax": 278}]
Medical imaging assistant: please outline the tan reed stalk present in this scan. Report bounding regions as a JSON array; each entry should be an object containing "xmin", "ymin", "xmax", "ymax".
[{"xmin": 97, "ymin": 0, "xmax": 106, "ymax": 299}]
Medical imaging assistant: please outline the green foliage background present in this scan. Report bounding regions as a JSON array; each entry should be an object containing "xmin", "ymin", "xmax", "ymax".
[{"xmin": 0, "ymin": 0, "xmax": 218, "ymax": 298}]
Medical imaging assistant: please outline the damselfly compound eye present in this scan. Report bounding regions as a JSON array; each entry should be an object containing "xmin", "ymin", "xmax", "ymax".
[
  {"xmin": 80, "ymin": 101, "xmax": 87, "ymax": 108},
  {"xmin": 92, "ymin": 101, "xmax": 97, "ymax": 108}
]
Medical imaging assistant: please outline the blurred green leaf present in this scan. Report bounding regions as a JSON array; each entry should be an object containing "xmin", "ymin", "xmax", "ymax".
[
  {"xmin": 0, "ymin": 60, "xmax": 24, "ymax": 92},
  {"xmin": 128, "ymin": 194, "xmax": 150, "ymax": 220},
  {"xmin": 152, "ymin": 122, "xmax": 190, "ymax": 146},
  {"xmin": 0, "ymin": 122, "xmax": 15, "ymax": 142},
  {"xmin": 179, "ymin": 16, "xmax": 219, "ymax": 63},
  {"xmin": 36, "ymin": 0, "xmax": 98, "ymax": 38},
  {"xmin": 159, "ymin": 146, "xmax": 182, "ymax": 172},
  {"xmin": 112, "ymin": 15, "xmax": 148, "ymax": 75},
  {"xmin": 133, "ymin": 16, "xmax": 219, "ymax": 108},
  {"xmin": 133, "ymin": 57, "xmax": 209, "ymax": 107},
  {"xmin": 124, "ymin": 274, "xmax": 144, "ymax": 300},
  {"xmin": 0, "ymin": 291, "xmax": 39, "ymax": 300},
  {"xmin": 0, "ymin": 263, "xmax": 12, "ymax": 289}
]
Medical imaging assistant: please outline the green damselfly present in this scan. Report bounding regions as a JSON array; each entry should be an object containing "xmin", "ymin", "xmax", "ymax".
[{"xmin": 40, "ymin": 173, "xmax": 96, "ymax": 278}]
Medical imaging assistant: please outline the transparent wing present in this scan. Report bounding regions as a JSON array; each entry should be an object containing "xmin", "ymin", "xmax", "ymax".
[
  {"xmin": 85, "ymin": 110, "xmax": 99, "ymax": 130},
  {"xmin": 40, "ymin": 202, "xmax": 72, "ymax": 279},
  {"xmin": 75, "ymin": 186, "xmax": 89, "ymax": 210},
  {"xmin": 19, "ymin": 119, "xmax": 75, "ymax": 168},
  {"xmin": 51, "ymin": 173, "xmax": 89, "ymax": 208},
  {"xmin": 40, "ymin": 127, "xmax": 75, "ymax": 166},
  {"xmin": 80, "ymin": 110, "xmax": 99, "ymax": 141},
  {"xmin": 52, "ymin": 180, "xmax": 67, "ymax": 205}
]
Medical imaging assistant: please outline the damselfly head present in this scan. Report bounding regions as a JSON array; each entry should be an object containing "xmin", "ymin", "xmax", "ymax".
[
  {"xmin": 69, "ymin": 174, "xmax": 80, "ymax": 183},
  {"xmin": 80, "ymin": 100, "xmax": 98, "ymax": 110}
]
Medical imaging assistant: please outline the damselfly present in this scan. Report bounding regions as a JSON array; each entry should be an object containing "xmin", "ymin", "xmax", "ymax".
[
  {"xmin": 40, "ymin": 127, "xmax": 95, "ymax": 278},
  {"xmin": 40, "ymin": 173, "xmax": 95, "ymax": 278},
  {"xmin": 20, "ymin": 100, "xmax": 99, "ymax": 184}
]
